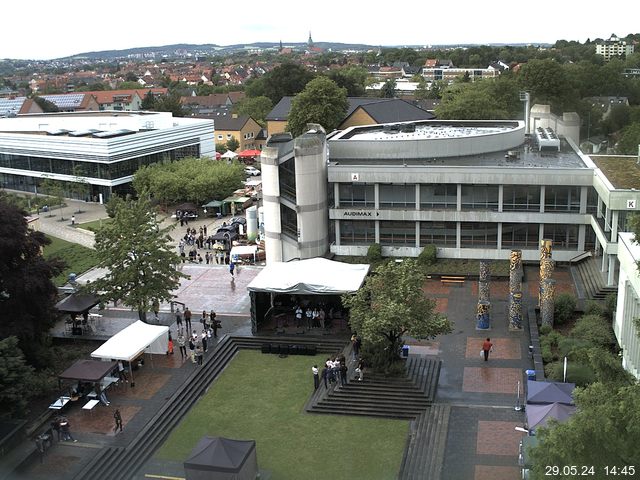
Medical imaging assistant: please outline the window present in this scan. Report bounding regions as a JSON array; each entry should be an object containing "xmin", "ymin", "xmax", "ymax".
[
  {"xmin": 217, "ymin": 134, "xmax": 223, "ymax": 140},
  {"xmin": 460, "ymin": 222, "xmax": 498, "ymax": 247},
  {"xmin": 340, "ymin": 220, "xmax": 375, "ymax": 245},
  {"xmin": 502, "ymin": 223, "xmax": 539, "ymax": 248},
  {"xmin": 420, "ymin": 184, "xmax": 457, "ymax": 209},
  {"xmin": 380, "ymin": 221, "xmax": 416, "ymax": 246},
  {"xmin": 543, "ymin": 224, "xmax": 578, "ymax": 249},
  {"xmin": 461, "ymin": 185, "xmax": 498, "ymax": 211},
  {"xmin": 503, "ymin": 185, "xmax": 540, "ymax": 212},
  {"xmin": 226, "ymin": 134, "xmax": 232, "ymax": 140},
  {"xmin": 279, "ymin": 157, "xmax": 296, "ymax": 202},
  {"xmin": 420, "ymin": 221, "xmax": 456, "ymax": 247},
  {"xmin": 544, "ymin": 186, "xmax": 581, "ymax": 212},
  {"xmin": 338, "ymin": 184, "xmax": 374, "ymax": 207},
  {"xmin": 379, "ymin": 184, "xmax": 415, "ymax": 208},
  {"xmin": 280, "ymin": 204, "xmax": 298, "ymax": 239}
]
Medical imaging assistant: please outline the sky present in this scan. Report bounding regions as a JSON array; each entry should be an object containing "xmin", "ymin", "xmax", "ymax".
[{"xmin": 1, "ymin": 0, "xmax": 638, "ymax": 60}]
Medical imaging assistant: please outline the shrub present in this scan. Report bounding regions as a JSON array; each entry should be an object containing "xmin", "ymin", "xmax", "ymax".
[
  {"xmin": 584, "ymin": 300, "xmax": 604, "ymax": 317},
  {"xmin": 539, "ymin": 323, "xmax": 552, "ymax": 335},
  {"xmin": 540, "ymin": 330, "xmax": 563, "ymax": 362},
  {"xmin": 366, "ymin": 243, "xmax": 382, "ymax": 262},
  {"xmin": 545, "ymin": 361, "xmax": 595, "ymax": 387},
  {"xmin": 554, "ymin": 293, "xmax": 576, "ymax": 325},
  {"xmin": 571, "ymin": 314, "xmax": 615, "ymax": 348},
  {"xmin": 417, "ymin": 245, "xmax": 437, "ymax": 266},
  {"xmin": 604, "ymin": 293, "xmax": 618, "ymax": 320}
]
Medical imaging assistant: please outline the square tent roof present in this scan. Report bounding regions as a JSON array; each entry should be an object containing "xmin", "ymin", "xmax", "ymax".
[
  {"xmin": 91, "ymin": 320, "xmax": 168, "ymax": 362},
  {"xmin": 202, "ymin": 200, "xmax": 223, "ymax": 208},
  {"xmin": 526, "ymin": 402, "xmax": 576, "ymax": 430},
  {"xmin": 247, "ymin": 258, "xmax": 370, "ymax": 295},
  {"xmin": 58, "ymin": 359, "xmax": 117, "ymax": 383},
  {"xmin": 526, "ymin": 380, "xmax": 575, "ymax": 405},
  {"xmin": 55, "ymin": 293, "xmax": 100, "ymax": 313},
  {"xmin": 184, "ymin": 436, "xmax": 257, "ymax": 480}
]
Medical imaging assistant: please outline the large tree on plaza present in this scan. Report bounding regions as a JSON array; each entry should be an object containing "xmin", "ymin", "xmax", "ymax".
[
  {"xmin": 90, "ymin": 194, "xmax": 188, "ymax": 322},
  {"xmin": 342, "ymin": 259, "xmax": 452, "ymax": 369},
  {"xmin": 286, "ymin": 77, "xmax": 348, "ymax": 137},
  {"xmin": 0, "ymin": 197, "xmax": 64, "ymax": 364}
]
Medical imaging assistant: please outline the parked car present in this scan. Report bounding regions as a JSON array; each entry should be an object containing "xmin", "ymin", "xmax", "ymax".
[{"xmin": 244, "ymin": 166, "xmax": 261, "ymax": 176}]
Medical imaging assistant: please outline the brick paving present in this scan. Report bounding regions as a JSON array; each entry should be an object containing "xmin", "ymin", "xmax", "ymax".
[
  {"xmin": 462, "ymin": 367, "xmax": 524, "ymax": 394},
  {"xmin": 476, "ymin": 421, "xmax": 524, "ymax": 455},
  {"xmin": 474, "ymin": 465, "xmax": 522, "ymax": 480},
  {"xmin": 465, "ymin": 337, "xmax": 521, "ymax": 360}
]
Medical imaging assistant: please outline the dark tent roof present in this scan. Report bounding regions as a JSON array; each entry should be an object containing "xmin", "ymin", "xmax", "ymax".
[
  {"xmin": 55, "ymin": 293, "xmax": 100, "ymax": 313},
  {"xmin": 58, "ymin": 359, "xmax": 117, "ymax": 383},
  {"xmin": 202, "ymin": 200, "xmax": 223, "ymax": 208},
  {"xmin": 527, "ymin": 380, "xmax": 575, "ymax": 405},
  {"xmin": 210, "ymin": 231, "xmax": 238, "ymax": 242},
  {"xmin": 184, "ymin": 437, "xmax": 256, "ymax": 473},
  {"xmin": 175, "ymin": 202, "xmax": 198, "ymax": 211},
  {"xmin": 526, "ymin": 402, "xmax": 576, "ymax": 430}
]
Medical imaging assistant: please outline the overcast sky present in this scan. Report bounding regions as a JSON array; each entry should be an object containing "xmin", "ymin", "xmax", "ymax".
[{"xmin": 1, "ymin": 0, "xmax": 637, "ymax": 60}]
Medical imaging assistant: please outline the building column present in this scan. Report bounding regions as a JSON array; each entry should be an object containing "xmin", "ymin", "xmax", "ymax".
[
  {"xmin": 375, "ymin": 220, "xmax": 380, "ymax": 244},
  {"xmin": 497, "ymin": 223, "xmax": 503, "ymax": 250},
  {"xmin": 539, "ymin": 223, "xmax": 545, "ymax": 242},
  {"xmin": 579, "ymin": 186, "xmax": 588, "ymax": 214},
  {"xmin": 597, "ymin": 196, "xmax": 603, "ymax": 218},
  {"xmin": 456, "ymin": 222, "xmax": 461, "ymax": 249},
  {"xmin": 415, "ymin": 184, "xmax": 420, "ymax": 211},
  {"xmin": 457, "ymin": 184, "xmax": 462, "ymax": 211},
  {"xmin": 374, "ymin": 184, "xmax": 380, "ymax": 210},
  {"xmin": 498, "ymin": 185, "xmax": 503, "ymax": 213},
  {"xmin": 578, "ymin": 224, "xmax": 586, "ymax": 251},
  {"xmin": 611, "ymin": 210, "xmax": 619, "ymax": 242},
  {"xmin": 604, "ymin": 206, "xmax": 611, "ymax": 232},
  {"xmin": 608, "ymin": 255, "xmax": 616, "ymax": 286},
  {"xmin": 334, "ymin": 183, "xmax": 340, "ymax": 207},
  {"xmin": 334, "ymin": 220, "xmax": 341, "ymax": 247},
  {"xmin": 602, "ymin": 252, "xmax": 608, "ymax": 273},
  {"xmin": 415, "ymin": 221, "xmax": 420, "ymax": 248},
  {"xmin": 539, "ymin": 185, "xmax": 546, "ymax": 213}
]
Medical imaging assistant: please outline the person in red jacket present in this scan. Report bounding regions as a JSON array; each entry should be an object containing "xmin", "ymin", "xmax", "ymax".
[{"xmin": 482, "ymin": 338, "xmax": 493, "ymax": 362}]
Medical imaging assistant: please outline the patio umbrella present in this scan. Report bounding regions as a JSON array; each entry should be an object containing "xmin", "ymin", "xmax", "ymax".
[
  {"xmin": 238, "ymin": 149, "xmax": 262, "ymax": 158},
  {"xmin": 221, "ymin": 150, "xmax": 238, "ymax": 159},
  {"xmin": 526, "ymin": 402, "xmax": 576, "ymax": 430}
]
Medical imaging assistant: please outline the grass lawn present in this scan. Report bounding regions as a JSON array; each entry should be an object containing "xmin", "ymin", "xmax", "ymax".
[
  {"xmin": 43, "ymin": 235, "xmax": 99, "ymax": 285},
  {"xmin": 76, "ymin": 217, "xmax": 112, "ymax": 232},
  {"xmin": 157, "ymin": 350, "xmax": 409, "ymax": 480}
]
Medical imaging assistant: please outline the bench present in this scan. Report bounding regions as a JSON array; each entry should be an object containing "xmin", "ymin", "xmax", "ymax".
[
  {"xmin": 82, "ymin": 399, "xmax": 100, "ymax": 415},
  {"xmin": 441, "ymin": 276, "xmax": 465, "ymax": 285}
]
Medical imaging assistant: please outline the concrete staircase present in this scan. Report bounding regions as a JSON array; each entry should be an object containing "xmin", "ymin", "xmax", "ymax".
[
  {"xmin": 572, "ymin": 257, "xmax": 617, "ymax": 300},
  {"xmin": 71, "ymin": 335, "xmax": 346, "ymax": 480},
  {"xmin": 398, "ymin": 404, "xmax": 451, "ymax": 480}
]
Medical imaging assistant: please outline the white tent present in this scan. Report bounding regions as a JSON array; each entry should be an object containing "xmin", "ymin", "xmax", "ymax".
[
  {"xmin": 91, "ymin": 320, "xmax": 169, "ymax": 361},
  {"xmin": 221, "ymin": 150, "xmax": 238, "ymax": 159},
  {"xmin": 247, "ymin": 258, "xmax": 370, "ymax": 295}
]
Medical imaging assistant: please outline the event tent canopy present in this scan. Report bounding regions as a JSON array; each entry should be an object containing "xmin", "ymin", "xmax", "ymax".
[
  {"xmin": 221, "ymin": 150, "xmax": 238, "ymax": 159},
  {"xmin": 55, "ymin": 293, "xmax": 100, "ymax": 313},
  {"xmin": 526, "ymin": 402, "xmax": 576, "ymax": 430},
  {"xmin": 526, "ymin": 380, "xmax": 575, "ymax": 405},
  {"xmin": 202, "ymin": 200, "xmax": 223, "ymax": 208},
  {"xmin": 91, "ymin": 320, "xmax": 168, "ymax": 361},
  {"xmin": 247, "ymin": 258, "xmax": 370, "ymax": 295},
  {"xmin": 184, "ymin": 436, "xmax": 257, "ymax": 480},
  {"xmin": 58, "ymin": 359, "xmax": 117, "ymax": 383},
  {"xmin": 237, "ymin": 149, "xmax": 261, "ymax": 157}
]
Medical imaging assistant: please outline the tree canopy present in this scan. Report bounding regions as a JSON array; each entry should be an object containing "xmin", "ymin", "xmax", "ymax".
[
  {"xmin": 342, "ymin": 260, "xmax": 452, "ymax": 367},
  {"xmin": 245, "ymin": 63, "xmax": 315, "ymax": 104},
  {"xmin": 234, "ymin": 95, "xmax": 273, "ymax": 126},
  {"xmin": 286, "ymin": 77, "xmax": 348, "ymax": 137},
  {"xmin": 436, "ymin": 76, "xmax": 521, "ymax": 120},
  {"xmin": 529, "ymin": 382, "xmax": 640, "ymax": 479},
  {"xmin": 327, "ymin": 65, "xmax": 369, "ymax": 97},
  {"xmin": 0, "ymin": 197, "xmax": 63, "ymax": 364},
  {"xmin": 132, "ymin": 157, "xmax": 245, "ymax": 205},
  {"xmin": 91, "ymin": 194, "xmax": 188, "ymax": 321},
  {"xmin": 0, "ymin": 336, "xmax": 35, "ymax": 419}
]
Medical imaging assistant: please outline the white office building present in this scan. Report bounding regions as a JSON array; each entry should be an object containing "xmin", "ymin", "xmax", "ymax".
[{"xmin": 615, "ymin": 232, "xmax": 640, "ymax": 379}]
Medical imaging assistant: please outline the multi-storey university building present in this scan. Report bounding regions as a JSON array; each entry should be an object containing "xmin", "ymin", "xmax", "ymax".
[{"xmin": 596, "ymin": 34, "xmax": 635, "ymax": 61}]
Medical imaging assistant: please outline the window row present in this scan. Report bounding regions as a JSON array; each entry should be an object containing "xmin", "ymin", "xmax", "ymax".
[
  {"xmin": 336, "ymin": 184, "xmax": 595, "ymax": 213},
  {"xmin": 339, "ymin": 220, "xmax": 585, "ymax": 250}
]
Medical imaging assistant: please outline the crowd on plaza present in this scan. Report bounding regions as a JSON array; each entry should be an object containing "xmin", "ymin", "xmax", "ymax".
[
  {"xmin": 172, "ymin": 307, "xmax": 222, "ymax": 366},
  {"xmin": 177, "ymin": 223, "xmax": 242, "ymax": 265}
]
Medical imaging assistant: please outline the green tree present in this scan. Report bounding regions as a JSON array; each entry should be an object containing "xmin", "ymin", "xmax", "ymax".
[
  {"xmin": 616, "ymin": 122, "xmax": 640, "ymax": 154},
  {"xmin": 245, "ymin": 63, "xmax": 314, "ymax": 104},
  {"xmin": 437, "ymin": 82, "xmax": 509, "ymax": 120},
  {"xmin": 328, "ymin": 65, "xmax": 369, "ymax": 97},
  {"xmin": 119, "ymin": 81, "xmax": 142, "ymax": 90},
  {"xmin": 0, "ymin": 337, "xmax": 35, "ymax": 419},
  {"xmin": 286, "ymin": 77, "xmax": 348, "ymax": 137},
  {"xmin": 380, "ymin": 79, "xmax": 397, "ymax": 98},
  {"xmin": 151, "ymin": 92, "xmax": 184, "ymax": 117},
  {"xmin": 141, "ymin": 91, "xmax": 157, "ymax": 110},
  {"xmin": 71, "ymin": 165, "xmax": 90, "ymax": 210},
  {"xmin": 91, "ymin": 194, "xmax": 188, "ymax": 322},
  {"xmin": 0, "ymin": 198, "xmax": 64, "ymax": 365},
  {"xmin": 529, "ymin": 382, "xmax": 640, "ymax": 479},
  {"xmin": 40, "ymin": 177, "xmax": 66, "ymax": 220},
  {"xmin": 518, "ymin": 59, "xmax": 576, "ymax": 112},
  {"xmin": 342, "ymin": 260, "xmax": 452, "ymax": 369},
  {"xmin": 235, "ymin": 95, "xmax": 273, "ymax": 126},
  {"xmin": 226, "ymin": 136, "xmax": 240, "ymax": 152}
]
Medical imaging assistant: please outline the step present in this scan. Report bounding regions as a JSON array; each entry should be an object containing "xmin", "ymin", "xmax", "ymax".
[
  {"xmin": 319, "ymin": 396, "xmax": 430, "ymax": 410},
  {"xmin": 309, "ymin": 404, "xmax": 420, "ymax": 419},
  {"xmin": 328, "ymin": 388, "xmax": 430, "ymax": 402}
]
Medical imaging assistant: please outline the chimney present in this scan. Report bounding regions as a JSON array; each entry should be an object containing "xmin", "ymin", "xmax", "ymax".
[{"xmin": 232, "ymin": 113, "xmax": 238, "ymax": 119}]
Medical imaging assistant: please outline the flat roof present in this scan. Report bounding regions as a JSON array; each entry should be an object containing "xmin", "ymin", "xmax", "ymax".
[
  {"xmin": 342, "ymin": 122, "xmax": 517, "ymax": 141},
  {"xmin": 330, "ymin": 137, "xmax": 587, "ymax": 169},
  {"xmin": 590, "ymin": 155, "xmax": 640, "ymax": 189}
]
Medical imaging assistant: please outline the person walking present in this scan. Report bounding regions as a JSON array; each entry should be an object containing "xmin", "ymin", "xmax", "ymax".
[
  {"xmin": 175, "ymin": 308, "xmax": 183, "ymax": 329},
  {"xmin": 184, "ymin": 307, "xmax": 192, "ymax": 332},
  {"xmin": 59, "ymin": 417, "xmax": 76, "ymax": 442},
  {"xmin": 321, "ymin": 365, "xmax": 328, "ymax": 388},
  {"xmin": 340, "ymin": 363, "xmax": 348, "ymax": 386},
  {"xmin": 201, "ymin": 330, "xmax": 208, "ymax": 353},
  {"xmin": 188, "ymin": 336, "xmax": 196, "ymax": 364},
  {"xmin": 210, "ymin": 310, "xmax": 219, "ymax": 338},
  {"xmin": 195, "ymin": 345, "xmax": 204, "ymax": 366},
  {"xmin": 167, "ymin": 332, "xmax": 174, "ymax": 355},
  {"xmin": 482, "ymin": 337, "xmax": 494, "ymax": 362},
  {"xmin": 71, "ymin": 215, "xmax": 75, "ymax": 226},
  {"xmin": 355, "ymin": 359, "xmax": 365, "ymax": 381},
  {"xmin": 229, "ymin": 261, "xmax": 235, "ymax": 277},
  {"xmin": 177, "ymin": 330, "xmax": 187, "ymax": 360},
  {"xmin": 312, "ymin": 365, "xmax": 319, "ymax": 390},
  {"xmin": 113, "ymin": 409, "xmax": 123, "ymax": 433}
]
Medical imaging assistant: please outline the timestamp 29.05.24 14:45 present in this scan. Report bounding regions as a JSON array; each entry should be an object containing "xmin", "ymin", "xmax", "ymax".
[{"xmin": 545, "ymin": 465, "xmax": 636, "ymax": 476}]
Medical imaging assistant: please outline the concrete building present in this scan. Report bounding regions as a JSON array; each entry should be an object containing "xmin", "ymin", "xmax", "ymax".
[
  {"xmin": 260, "ymin": 119, "xmax": 640, "ymax": 289},
  {"xmin": 596, "ymin": 34, "xmax": 635, "ymax": 61},
  {"xmin": 0, "ymin": 111, "xmax": 215, "ymax": 201},
  {"xmin": 615, "ymin": 232, "xmax": 640, "ymax": 379}
]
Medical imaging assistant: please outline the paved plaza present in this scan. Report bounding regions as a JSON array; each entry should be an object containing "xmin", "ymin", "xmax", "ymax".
[{"xmin": 10, "ymin": 195, "xmax": 579, "ymax": 479}]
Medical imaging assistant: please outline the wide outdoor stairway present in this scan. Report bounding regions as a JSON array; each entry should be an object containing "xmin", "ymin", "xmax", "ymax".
[
  {"xmin": 306, "ymin": 356, "xmax": 441, "ymax": 419},
  {"xmin": 572, "ymin": 257, "xmax": 617, "ymax": 300},
  {"xmin": 72, "ymin": 335, "xmax": 346, "ymax": 480},
  {"xmin": 397, "ymin": 404, "xmax": 451, "ymax": 480}
]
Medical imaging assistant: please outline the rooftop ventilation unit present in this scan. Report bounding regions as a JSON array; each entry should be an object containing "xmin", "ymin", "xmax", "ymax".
[{"xmin": 535, "ymin": 127, "xmax": 560, "ymax": 151}]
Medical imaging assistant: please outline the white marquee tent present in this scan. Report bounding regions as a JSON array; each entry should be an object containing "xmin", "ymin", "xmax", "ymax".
[
  {"xmin": 91, "ymin": 320, "xmax": 169, "ymax": 361},
  {"xmin": 247, "ymin": 258, "xmax": 370, "ymax": 295}
]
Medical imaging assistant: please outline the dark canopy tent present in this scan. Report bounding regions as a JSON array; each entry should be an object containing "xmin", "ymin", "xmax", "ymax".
[
  {"xmin": 202, "ymin": 200, "xmax": 227, "ymax": 216},
  {"xmin": 526, "ymin": 380, "xmax": 575, "ymax": 405},
  {"xmin": 58, "ymin": 359, "xmax": 117, "ymax": 383},
  {"xmin": 526, "ymin": 402, "xmax": 576, "ymax": 430},
  {"xmin": 55, "ymin": 293, "xmax": 100, "ymax": 313},
  {"xmin": 184, "ymin": 436, "xmax": 258, "ymax": 480}
]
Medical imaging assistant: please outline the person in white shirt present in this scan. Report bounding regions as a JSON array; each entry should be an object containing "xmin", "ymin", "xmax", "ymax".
[{"xmin": 312, "ymin": 365, "xmax": 319, "ymax": 390}]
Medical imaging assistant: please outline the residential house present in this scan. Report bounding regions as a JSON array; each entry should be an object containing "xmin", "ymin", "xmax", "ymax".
[
  {"xmin": 585, "ymin": 96, "xmax": 630, "ymax": 119},
  {"xmin": 206, "ymin": 109, "xmax": 262, "ymax": 151},
  {"xmin": 596, "ymin": 34, "xmax": 634, "ymax": 61},
  {"xmin": 39, "ymin": 93, "xmax": 100, "ymax": 112},
  {"xmin": 0, "ymin": 97, "xmax": 43, "ymax": 116}
]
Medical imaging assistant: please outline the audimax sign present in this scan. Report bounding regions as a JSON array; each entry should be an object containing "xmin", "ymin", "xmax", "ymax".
[{"xmin": 342, "ymin": 210, "xmax": 380, "ymax": 217}]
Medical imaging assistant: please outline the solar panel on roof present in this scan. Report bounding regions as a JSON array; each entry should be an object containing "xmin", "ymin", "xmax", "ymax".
[
  {"xmin": 68, "ymin": 129, "xmax": 101, "ymax": 137},
  {"xmin": 41, "ymin": 94, "xmax": 85, "ymax": 109},
  {"xmin": 92, "ymin": 129, "xmax": 135, "ymax": 139}
]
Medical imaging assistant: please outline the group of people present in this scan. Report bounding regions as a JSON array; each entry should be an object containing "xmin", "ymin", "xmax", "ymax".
[
  {"xmin": 173, "ymin": 308, "xmax": 221, "ymax": 366},
  {"xmin": 177, "ymin": 226, "xmax": 232, "ymax": 265},
  {"xmin": 51, "ymin": 415, "xmax": 76, "ymax": 442}
]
